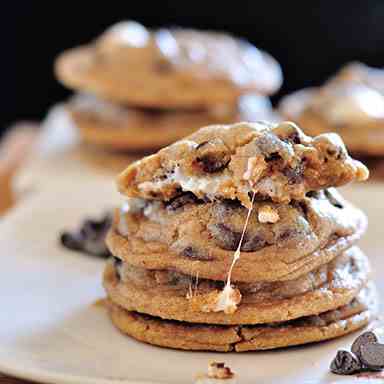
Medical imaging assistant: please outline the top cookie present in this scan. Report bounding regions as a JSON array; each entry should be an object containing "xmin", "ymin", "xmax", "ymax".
[
  {"xmin": 117, "ymin": 121, "xmax": 368, "ymax": 207},
  {"xmin": 55, "ymin": 21, "xmax": 282, "ymax": 108}
]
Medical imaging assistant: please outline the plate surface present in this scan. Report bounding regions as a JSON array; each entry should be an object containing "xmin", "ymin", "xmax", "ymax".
[{"xmin": 1, "ymin": 111, "xmax": 383, "ymax": 384}]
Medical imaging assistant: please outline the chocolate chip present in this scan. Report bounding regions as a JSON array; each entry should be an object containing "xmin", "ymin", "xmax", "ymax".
[
  {"xmin": 208, "ymin": 223, "xmax": 241, "ymax": 251},
  {"xmin": 181, "ymin": 246, "xmax": 213, "ymax": 261},
  {"xmin": 330, "ymin": 350, "xmax": 362, "ymax": 375},
  {"xmin": 197, "ymin": 156, "xmax": 227, "ymax": 172},
  {"xmin": 277, "ymin": 229, "xmax": 295, "ymax": 242},
  {"xmin": 324, "ymin": 189, "xmax": 343, "ymax": 209},
  {"xmin": 209, "ymin": 223, "xmax": 268, "ymax": 252},
  {"xmin": 60, "ymin": 213, "xmax": 112, "ymax": 258},
  {"xmin": 306, "ymin": 191, "xmax": 321, "ymax": 199},
  {"xmin": 265, "ymin": 152, "xmax": 281, "ymax": 162},
  {"xmin": 283, "ymin": 164, "xmax": 304, "ymax": 185},
  {"xmin": 60, "ymin": 232, "xmax": 83, "ymax": 251},
  {"xmin": 241, "ymin": 234, "xmax": 268, "ymax": 252},
  {"xmin": 194, "ymin": 139, "xmax": 230, "ymax": 173},
  {"xmin": 166, "ymin": 192, "xmax": 198, "ymax": 211},
  {"xmin": 291, "ymin": 200, "xmax": 309, "ymax": 219},
  {"xmin": 113, "ymin": 256, "xmax": 122, "ymax": 268},
  {"xmin": 113, "ymin": 257, "xmax": 123, "ymax": 279},
  {"xmin": 359, "ymin": 343, "xmax": 384, "ymax": 371},
  {"xmin": 284, "ymin": 131, "xmax": 301, "ymax": 145},
  {"xmin": 352, "ymin": 332, "xmax": 379, "ymax": 362},
  {"xmin": 325, "ymin": 146, "xmax": 346, "ymax": 161}
]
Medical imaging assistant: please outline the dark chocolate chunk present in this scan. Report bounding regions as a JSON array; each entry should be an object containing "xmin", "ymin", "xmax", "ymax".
[
  {"xmin": 324, "ymin": 189, "xmax": 343, "ymax": 209},
  {"xmin": 265, "ymin": 152, "xmax": 281, "ymax": 162},
  {"xmin": 241, "ymin": 234, "xmax": 268, "ymax": 252},
  {"xmin": 60, "ymin": 212, "xmax": 112, "ymax": 257},
  {"xmin": 60, "ymin": 232, "xmax": 83, "ymax": 252},
  {"xmin": 208, "ymin": 223, "xmax": 241, "ymax": 251},
  {"xmin": 351, "ymin": 331, "xmax": 379, "ymax": 362},
  {"xmin": 208, "ymin": 223, "xmax": 268, "ymax": 252},
  {"xmin": 166, "ymin": 192, "xmax": 198, "ymax": 211},
  {"xmin": 330, "ymin": 350, "xmax": 362, "ymax": 375},
  {"xmin": 283, "ymin": 130, "xmax": 301, "ymax": 145},
  {"xmin": 359, "ymin": 343, "xmax": 384, "ymax": 371},
  {"xmin": 306, "ymin": 191, "xmax": 321, "ymax": 199},
  {"xmin": 181, "ymin": 246, "xmax": 213, "ymax": 261},
  {"xmin": 194, "ymin": 139, "xmax": 230, "ymax": 173},
  {"xmin": 283, "ymin": 164, "xmax": 304, "ymax": 185},
  {"xmin": 113, "ymin": 257, "xmax": 123, "ymax": 279}
]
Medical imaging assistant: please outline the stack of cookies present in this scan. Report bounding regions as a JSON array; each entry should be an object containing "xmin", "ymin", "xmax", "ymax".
[
  {"xmin": 55, "ymin": 21, "xmax": 282, "ymax": 154},
  {"xmin": 104, "ymin": 121, "xmax": 376, "ymax": 352},
  {"xmin": 279, "ymin": 62, "xmax": 384, "ymax": 156}
]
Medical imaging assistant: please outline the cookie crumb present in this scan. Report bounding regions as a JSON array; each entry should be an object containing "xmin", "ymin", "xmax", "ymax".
[
  {"xmin": 207, "ymin": 361, "xmax": 235, "ymax": 380},
  {"xmin": 258, "ymin": 205, "xmax": 280, "ymax": 223}
]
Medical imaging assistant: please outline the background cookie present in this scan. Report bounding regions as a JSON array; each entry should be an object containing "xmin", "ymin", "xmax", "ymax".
[
  {"xmin": 279, "ymin": 63, "xmax": 384, "ymax": 156},
  {"xmin": 67, "ymin": 93, "xmax": 279, "ymax": 151},
  {"xmin": 55, "ymin": 21, "xmax": 282, "ymax": 108}
]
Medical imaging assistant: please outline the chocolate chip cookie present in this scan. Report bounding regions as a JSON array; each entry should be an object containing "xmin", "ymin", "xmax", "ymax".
[
  {"xmin": 106, "ymin": 283, "xmax": 377, "ymax": 351},
  {"xmin": 67, "ymin": 93, "xmax": 278, "ymax": 151},
  {"xmin": 56, "ymin": 21, "xmax": 282, "ymax": 108},
  {"xmin": 279, "ymin": 62, "xmax": 384, "ymax": 155}
]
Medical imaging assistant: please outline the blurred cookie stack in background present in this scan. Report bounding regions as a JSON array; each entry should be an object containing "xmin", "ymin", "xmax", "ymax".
[
  {"xmin": 54, "ymin": 21, "xmax": 282, "ymax": 171},
  {"xmin": 279, "ymin": 62, "xmax": 384, "ymax": 177}
]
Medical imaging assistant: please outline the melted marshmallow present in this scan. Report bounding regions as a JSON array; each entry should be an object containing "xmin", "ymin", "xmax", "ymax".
[
  {"xmin": 172, "ymin": 167, "xmax": 231, "ymax": 199},
  {"xmin": 213, "ymin": 191, "xmax": 256, "ymax": 314},
  {"xmin": 118, "ymin": 198, "xmax": 146, "ymax": 235}
]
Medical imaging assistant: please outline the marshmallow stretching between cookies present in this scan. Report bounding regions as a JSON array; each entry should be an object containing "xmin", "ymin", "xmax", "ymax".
[
  {"xmin": 103, "ymin": 121, "xmax": 376, "ymax": 352},
  {"xmin": 55, "ymin": 21, "xmax": 281, "ymax": 152}
]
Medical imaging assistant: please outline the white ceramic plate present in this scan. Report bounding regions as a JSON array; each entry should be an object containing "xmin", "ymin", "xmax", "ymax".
[{"xmin": 0, "ymin": 111, "xmax": 383, "ymax": 383}]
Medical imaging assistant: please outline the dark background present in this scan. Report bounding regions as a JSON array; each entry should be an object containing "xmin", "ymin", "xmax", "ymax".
[{"xmin": 2, "ymin": 1, "xmax": 384, "ymax": 132}]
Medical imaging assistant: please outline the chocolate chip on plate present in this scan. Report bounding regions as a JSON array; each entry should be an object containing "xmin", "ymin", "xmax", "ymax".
[
  {"xmin": 60, "ymin": 212, "xmax": 112, "ymax": 258},
  {"xmin": 359, "ymin": 343, "xmax": 384, "ymax": 371},
  {"xmin": 330, "ymin": 350, "xmax": 362, "ymax": 375},
  {"xmin": 351, "ymin": 331, "xmax": 378, "ymax": 361}
]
